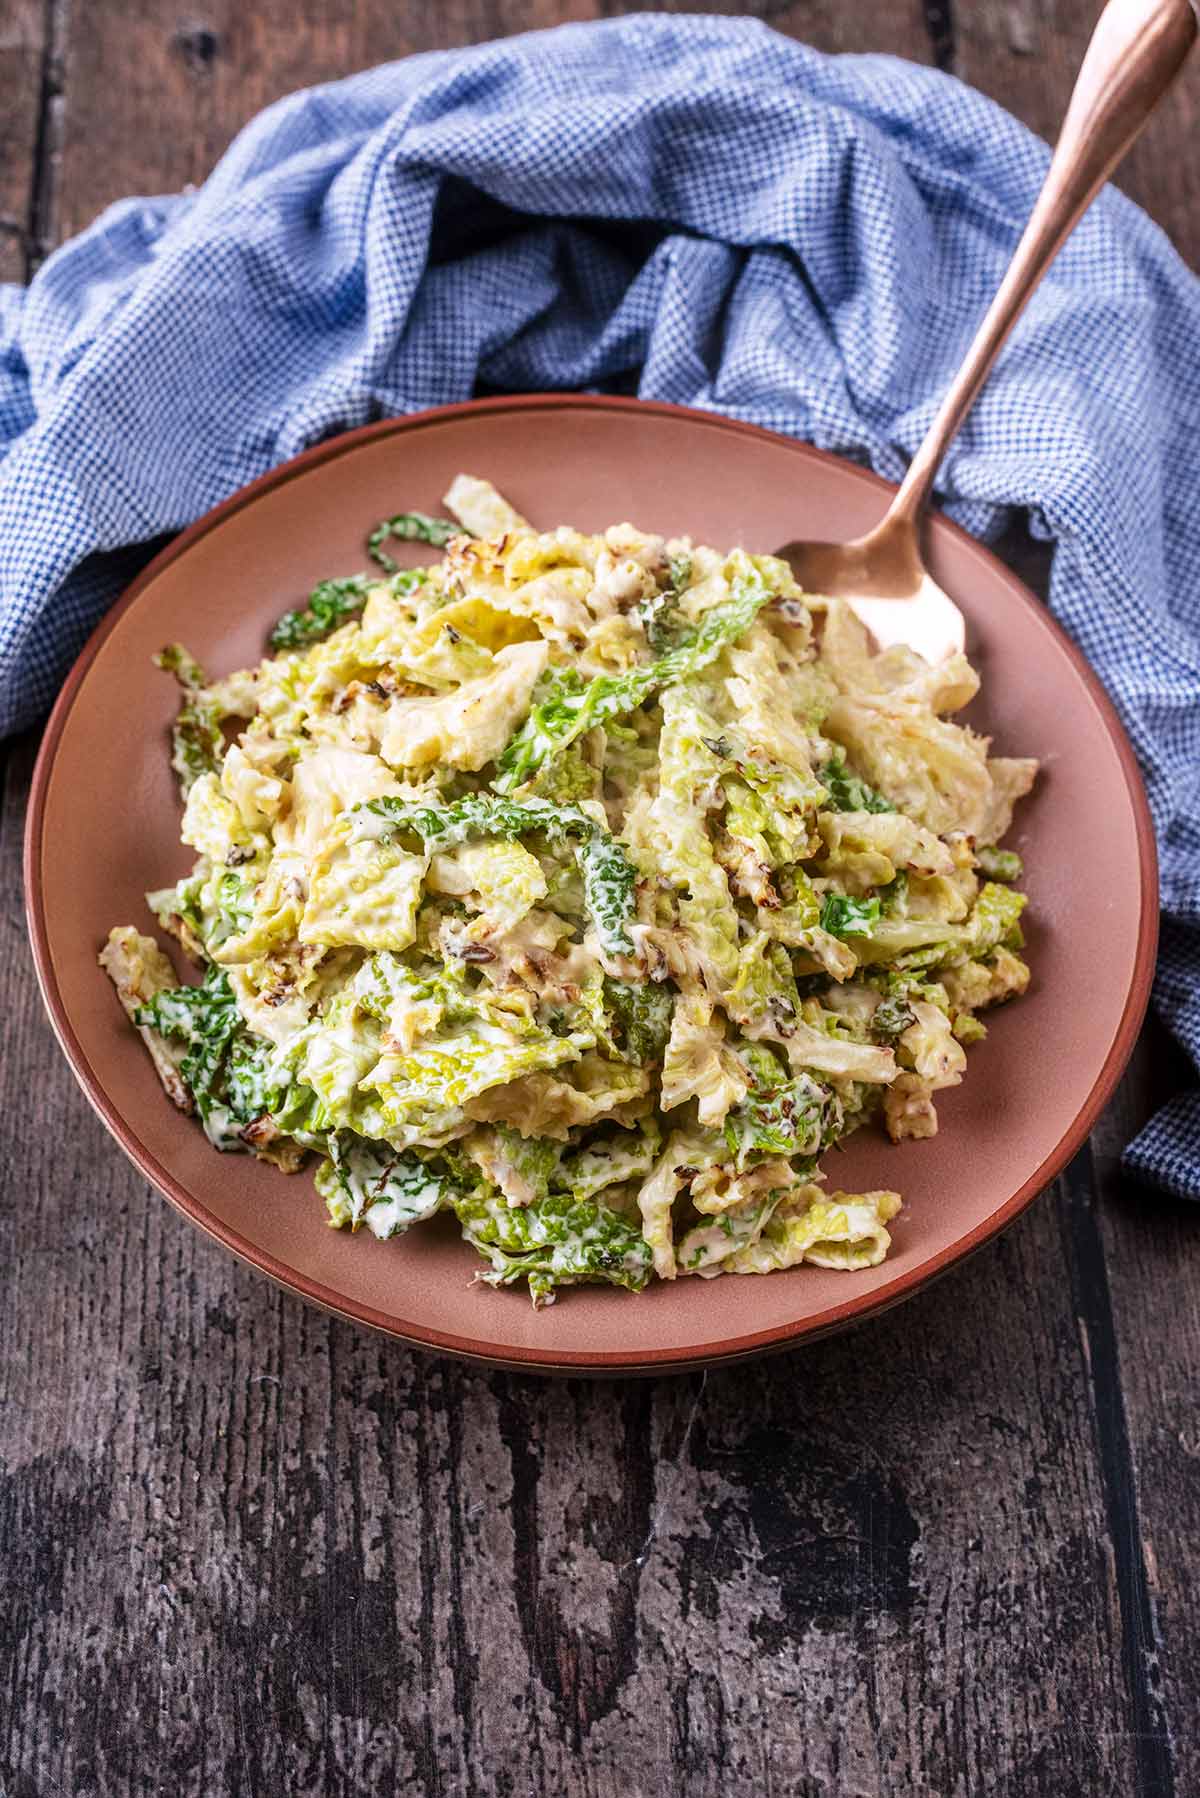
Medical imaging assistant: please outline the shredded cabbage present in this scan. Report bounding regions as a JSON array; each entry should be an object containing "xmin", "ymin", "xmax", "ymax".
[{"xmin": 104, "ymin": 475, "xmax": 1036, "ymax": 1306}]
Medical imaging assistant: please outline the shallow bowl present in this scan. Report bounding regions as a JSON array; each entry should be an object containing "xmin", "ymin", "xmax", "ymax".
[{"xmin": 25, "ymin": 397, "xmax": 1157, "ymax": 1373}]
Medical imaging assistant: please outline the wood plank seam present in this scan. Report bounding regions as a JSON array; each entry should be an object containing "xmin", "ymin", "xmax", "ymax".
[
  {"xmin": 1059, "ymin": 1145, "xmax": 1176, "ymax": 1797},
  {"xmin": 923, "ymin": 0, "xmax": 959, "ymax": 73},
  {"xmin": 26, "ymin": 0, "xmax": 71, "ymax": 276}
]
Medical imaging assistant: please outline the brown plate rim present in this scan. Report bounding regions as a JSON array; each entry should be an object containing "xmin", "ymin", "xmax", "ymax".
[{"xmin": 23, "ymin": 394, "xmax": 1160, "ymax": 1374}]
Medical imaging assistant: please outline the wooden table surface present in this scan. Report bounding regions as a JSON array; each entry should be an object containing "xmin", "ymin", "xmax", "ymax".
[{"xmin": 2, "ymin": 4, "xmax": 1198, "ymax": 1794}]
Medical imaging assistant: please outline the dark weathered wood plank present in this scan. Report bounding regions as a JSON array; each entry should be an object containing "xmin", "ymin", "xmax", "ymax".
[
  {"xmin": 990, "ymin": 535, "xmax": 1190, "ymax": 1796},
  {"xmin": 48, "ymin": 0, "xmax": 1200, "ymax": 271},
  {"xmin": 1059, "ymin": 1143, "xmax": 1176, "ymax": 1798},
  {"xmin": 0, "ymin": 0, "xmax": 48, "ymax": 280},
  {"xmin": 1085, "ymin": 1029, "xmax": 1200, "ymax": 1798},
  {"xmin": 956, "ymin": 0, "xmax": 1200, "ymax": 268},
  {"xmin": 0, "ymin": 742, "xmax": 1144, "ymax": 1798},
  {"xmin": 52, "ymin": 0, "xmax": 931, "ymax": 245}
]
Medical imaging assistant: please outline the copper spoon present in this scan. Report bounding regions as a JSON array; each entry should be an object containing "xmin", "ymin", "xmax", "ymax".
[{"xmin": 778, "ymin": 0, "xmax": 1197, "ymax": 665}]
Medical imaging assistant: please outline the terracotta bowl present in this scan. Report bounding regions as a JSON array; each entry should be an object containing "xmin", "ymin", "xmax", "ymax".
[{"xmin": 25, "ymin": 397, "xmax": 1157, "ymax": 1373}]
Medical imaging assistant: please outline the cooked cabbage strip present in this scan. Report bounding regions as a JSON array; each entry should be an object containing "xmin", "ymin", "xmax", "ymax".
[
  {"xmin": 492, "ymin": 551, "xmax": 774, "ymax": 792},
  {"xmin": 356, "ymin": 792, "xmax": 638, "ymax": 956}
]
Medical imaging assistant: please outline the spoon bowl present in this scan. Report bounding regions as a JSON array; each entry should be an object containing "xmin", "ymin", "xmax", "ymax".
[{"xmin": 777, "ymin": 512, "xmax": 966, "ymax": 664}]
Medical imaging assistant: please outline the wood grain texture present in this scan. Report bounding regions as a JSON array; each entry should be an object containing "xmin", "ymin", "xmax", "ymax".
[
  {"xmin": 46, "ymin": 0, "xmax": 1200, "ymax": 268},
  {"xmin": 1088, "ymin": 1029, "xmax": 1200, "ymax": 1798},
  {"xmin": 955, "ymin": 0, "xmax": 1200, "ymax": 267},
  {"xmin": 3, "ymin": 3, "xmax": 1200, "ymax": 1795},
  {"xmin": 54, "ymin": 0, "xmax": 938, "ymax": 244},
  {"xmin": 0, "ymin": 0, "xmax": 48, "ymax": 280}
]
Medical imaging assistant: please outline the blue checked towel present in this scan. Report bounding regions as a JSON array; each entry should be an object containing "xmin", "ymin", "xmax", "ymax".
[{"xmin": 2, "ymin": 16, "xmax": 1199, "ymax": 1193}]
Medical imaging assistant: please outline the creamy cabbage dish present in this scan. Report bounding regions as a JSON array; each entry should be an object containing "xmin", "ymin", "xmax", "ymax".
[{"xmin": 102, "ymin": 475, "xmax": 1036, "ymax": 1306}]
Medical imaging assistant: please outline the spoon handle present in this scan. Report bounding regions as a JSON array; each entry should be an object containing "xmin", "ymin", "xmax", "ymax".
[{"xmin": 890, "ymin": 0, "xmax": 1197, "ymax": 527}]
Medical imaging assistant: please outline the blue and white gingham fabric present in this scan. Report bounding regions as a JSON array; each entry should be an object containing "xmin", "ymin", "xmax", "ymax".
[{"xmin": 2, "ymin": 15, "xmax": 1199, "ymax": 1193}]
